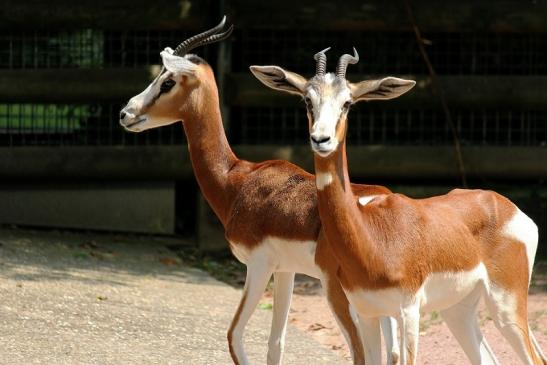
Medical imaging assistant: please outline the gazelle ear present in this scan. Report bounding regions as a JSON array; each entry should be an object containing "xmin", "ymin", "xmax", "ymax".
[
  {"xmin": 160, "ymin": 49, "xmax": 198, "ymax": 75},
  {"xmin": 349, "ymin": 77, "xmax": 416, "ymax": 101},
  {"xmin": 249, "ymin": 65, "xmax": 307, "ymax": 96}
]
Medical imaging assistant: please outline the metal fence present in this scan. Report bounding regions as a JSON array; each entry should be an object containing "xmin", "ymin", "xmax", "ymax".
[
  {"xmin": 231, "ymin": 106, "xmax": 547, "ymax": 146},
  {"xmin": 0, "ymin": 102, "xmax": 185, "ymax": 146},
  {"xmin": 1, "ymin": 28, "xmax": 546, "ymax": 147},
  {"xmin": 233, "ymin": 30, "xmax": 547, "ymax": 75},
  {"xmin": 0, "ymin": 30, "xmax": 214, "ymax": 69}
]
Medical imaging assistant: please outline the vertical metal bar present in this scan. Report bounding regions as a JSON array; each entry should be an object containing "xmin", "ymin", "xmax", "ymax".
[
  {"xmin": 7, "ymin": 104, "xmax": 13, "ymax": 146},
  {"xmin": 495, "ymin": 110, "xmax": 499, "ymax": 145},
  {"xmin": 482, "ymin": 109, "xmax": 487, "ymax": 145},
  {"xmin": 216, "ymin": 13, "xmax": 232, "ymax": 139},
  {"xmin": 381, "ymin": 110, "xmax": 387, "ymax": 144},
  {"xmin": 507, "ymin": 110, "xmax": 512, "ymax": 146},
  {"xmin": 368, "ymin": 109, "xmax": 374, "ymax": 144},
  {"xmin": 9, "ymin": 32, "xmax": 13, "ymax": 69}
]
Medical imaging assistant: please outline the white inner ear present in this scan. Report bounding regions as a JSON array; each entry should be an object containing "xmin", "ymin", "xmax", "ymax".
[
  {"xmin": 250, "ymin": 65, "xmax": 306, "ymax": 96},
  {"xmin": 351, "ymin": 77, "xmax": 416, "ymax": 101},
  {"xmin": 160, "ymin": 51, "xmax": 197, "ymax": 75}
]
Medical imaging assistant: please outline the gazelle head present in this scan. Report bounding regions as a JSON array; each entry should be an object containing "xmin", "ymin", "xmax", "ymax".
[
  {"xmin": 250, "ymin": 48, "xmax": 416, "ymax": 157},
  {"xmin": 120, "ymin": 17, "xmax": 233, "ymax": 132}
]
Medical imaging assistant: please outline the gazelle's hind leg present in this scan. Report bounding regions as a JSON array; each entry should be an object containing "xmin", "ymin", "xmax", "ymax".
[
  {"xmin": 380, "ymin": 316, "xmax": 400, "ymax": 364},
  {"xmin": 484, "ymin": 284, "xmax": 544, "ymax": 365},
  {"xmin": 267, "ymin": 271, "xmax": 295, "ymax": 365},
  {"xmin": 485, "ymin": 208, "xmax": 544, "ymax": 364},
  {"xmin": 227, "ymin": 260, "xmax": 274, "ymax": 365},
  {"xmin": 440, "ymin": 285, "xmax": 499, "ymax": 364}
]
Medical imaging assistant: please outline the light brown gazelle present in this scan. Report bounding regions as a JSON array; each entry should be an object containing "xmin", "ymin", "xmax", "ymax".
[
  {"xmin": 120, "ymin": 19, "xmax": 401, "ymax": 365},
  {"xmin": 251, "ymin": 49, "xmax": 546, "ymax": 365}
]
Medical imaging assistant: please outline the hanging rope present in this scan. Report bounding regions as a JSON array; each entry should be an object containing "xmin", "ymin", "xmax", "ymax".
[{"xmin": 403, "ymin": 0, "xmax": 468, "ymax": 187}]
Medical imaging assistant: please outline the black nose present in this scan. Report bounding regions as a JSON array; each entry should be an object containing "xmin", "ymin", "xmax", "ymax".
[
  {"xmin": 120, "ymin": 111, "xmax": 126, "ymax": 120},
  {"xmin": 311, "ymin": 135, "xmax": 331, "ymax": 145}
]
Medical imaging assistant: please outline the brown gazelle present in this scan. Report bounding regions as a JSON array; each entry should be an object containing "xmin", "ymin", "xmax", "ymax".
[
  {"xmin": 251, "ymin": 49, "xmax": 546, "ymax": 365},
  {"xmin": 120, "ymin": 19, "xmax": 401, "ymax": 365}
]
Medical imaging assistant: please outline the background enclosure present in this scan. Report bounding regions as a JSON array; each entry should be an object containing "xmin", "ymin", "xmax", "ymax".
[{"xmin": 0, "ymin": 0, "xmax": 546, "ymax": 254}]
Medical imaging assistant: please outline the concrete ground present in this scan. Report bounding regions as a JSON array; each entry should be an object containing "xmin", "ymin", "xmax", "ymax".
[{"xmin": 0, "ymin": 228, "xmax": 342, "ymax": 365}]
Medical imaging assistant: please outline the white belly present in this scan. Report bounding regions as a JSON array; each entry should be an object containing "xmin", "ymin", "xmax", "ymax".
[
  {"xmin": 229, "ymin": 237, "xmax": 322, "ymax": 278},
  {"xmin": 346, "ymin": 263, "xmax": 489, "ymax": 318}
]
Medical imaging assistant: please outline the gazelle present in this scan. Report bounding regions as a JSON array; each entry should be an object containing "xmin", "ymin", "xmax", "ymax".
[
  {"xmin": 251, "ymin": 49, "xmax": 546, "ymax": 365},
  {"xmin": 120, "ymin": 18, "xmax": 400, "ymax": 365}
]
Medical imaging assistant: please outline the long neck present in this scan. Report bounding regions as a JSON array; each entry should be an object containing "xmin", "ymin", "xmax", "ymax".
[
  {"xmin": 182, "ymin": 78, "xmax": 238, "ymax": 224},
  {"xmin": 314, "ymin": 141, "xmax": 383, "ymax": 282}
]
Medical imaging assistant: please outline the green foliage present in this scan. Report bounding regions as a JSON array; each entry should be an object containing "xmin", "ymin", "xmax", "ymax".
[
  {"xmin": 257, "ymin": 302, "xmax": 273, "ymax": 310},
  {"xmin": 0, "ymin": 104, "xmax": 95, "ymax": 132}
]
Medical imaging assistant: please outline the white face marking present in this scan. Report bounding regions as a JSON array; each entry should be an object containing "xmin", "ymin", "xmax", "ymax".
[
  {"xmin": 307, "ymin": 73, "xmax": 352, "ymax": 157},
  {"xmin": 502, "ymin": 209, "xmax": 538, "ymax": 279},
  {"xmin": 358, "ymin": 195, "xmax": 378, "ymax": 206},
  {"xmin": 120, "ymin": 70, "xmax": 180, "ymax": 132},
  {"xmin": 120, "ymin": 49, "xmax": 198, "ymax": 133},
  {"xmin": 315, "ymin": 172, "xmax": 333, "ymax": 190}
]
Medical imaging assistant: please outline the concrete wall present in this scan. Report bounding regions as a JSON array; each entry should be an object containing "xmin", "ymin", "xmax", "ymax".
[{"xmin": 0, "ymin": 182, "xmax": 175, "ymax": 234}]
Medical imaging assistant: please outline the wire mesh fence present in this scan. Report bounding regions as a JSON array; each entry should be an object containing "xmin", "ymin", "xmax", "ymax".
[
  {"xmin": 0, "ymin": 28, "xmax": 546, "ymax": 147},
  {"xmin": 0, "ymin": 103, "xmax": 186, "ymax": 146},
  {"xmin": 230, "ymin": 106, "xmax": 547, "ymax": 146},
  {"xmin": 0, "ymin": 29, "xmax": 214, "ymax": 69},
  {"xmin": 233, "ymin": 29, "xmax": 547, "ymax": 75}
]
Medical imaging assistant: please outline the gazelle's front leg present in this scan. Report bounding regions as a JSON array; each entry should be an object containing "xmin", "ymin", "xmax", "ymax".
[
  {"xmin": 228, "ymin": 260, "xmax": 274, "ymax": 365},
  {"xmin": 356, "ymin": 315, "xmax": 383, "ymax": 365},
  {"xmin": 267, "ymin": 272, "xmax": 295, "ymax": 365},
  {"xmin": 380, "ymin": 316, "xmax": 400, "ymax": 364},
  {"xmin": 322, "ymin": 275, "xmax": 366, "ymax": 365},
  {"xmin": 398, "ymin": 304, "xmax": 420, "ymax": 365}
]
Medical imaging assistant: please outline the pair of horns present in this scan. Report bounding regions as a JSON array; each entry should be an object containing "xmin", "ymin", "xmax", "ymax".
[
  {"xmin": 314, "ymin": 47, "xmax": 359, "ymax": 78},
  {"xmin": 173, "ymin": 16, "xmax": 234, "ymax": 56},
  {"xmin": 172, "ymin": 17, "xmax": 358, "ymax": 79}
]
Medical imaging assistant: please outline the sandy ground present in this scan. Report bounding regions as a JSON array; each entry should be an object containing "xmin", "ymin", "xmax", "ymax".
[
  {"xmin": 0, "ymin": 228, "xmax": 342, "ymax": 365},
  {"xmin": 1, "ymin": 225, "xmax": 544, "ymax": 364},
  {"xmin": 259, "ymin": 270, "xmax": 547, "ymax": 364}
]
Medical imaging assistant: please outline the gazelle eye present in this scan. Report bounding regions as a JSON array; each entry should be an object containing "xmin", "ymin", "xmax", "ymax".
[
  {"xmin": 160, "ymin": 79, "xmax": 176, "ymax": 94},
  {"xmin": 304, "ymin": 97, "xmax": 312, "ymax": 107},
  {"xmin": 343, "ymin": 101, "xmax": 352, "ymax": 110}
]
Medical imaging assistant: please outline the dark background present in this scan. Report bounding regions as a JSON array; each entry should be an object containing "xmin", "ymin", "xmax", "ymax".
[{"xmin": 0, "ymin": 1, "xmax": 545, "ymax": 255}]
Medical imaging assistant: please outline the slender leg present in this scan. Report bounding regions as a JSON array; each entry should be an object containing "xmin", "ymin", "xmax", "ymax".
[
  {"xmin": 357, "ymin": 314, "xmax": 383, "ymax": 365},
  {"xmin": 398, "ymin": 304, "xmax": 420, "ymax": 365},
  {"xmin": 529, "ymin": 326, "xmax": 547, "ymax": 364},
  {"xmin": 227, "ymin": 261, "xmax": 274, "ymax": 365},
  {"xmin": 485, "ymin": 285, "xmax": 544, "ymax": 365},
  {"xmin": 440, "ymin": 287, "xmax": 499, "ymax": 365},
  {"xmin": 381, "ymin": 316, "xmax": 400, "ymax": 365},
  {"xmin": 267, "ymin": 272, "xmax": 295, "ymax": 365},
  {"xmin": 323, "ymin": 275, "xmax": 366, "ymax": 365}
]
